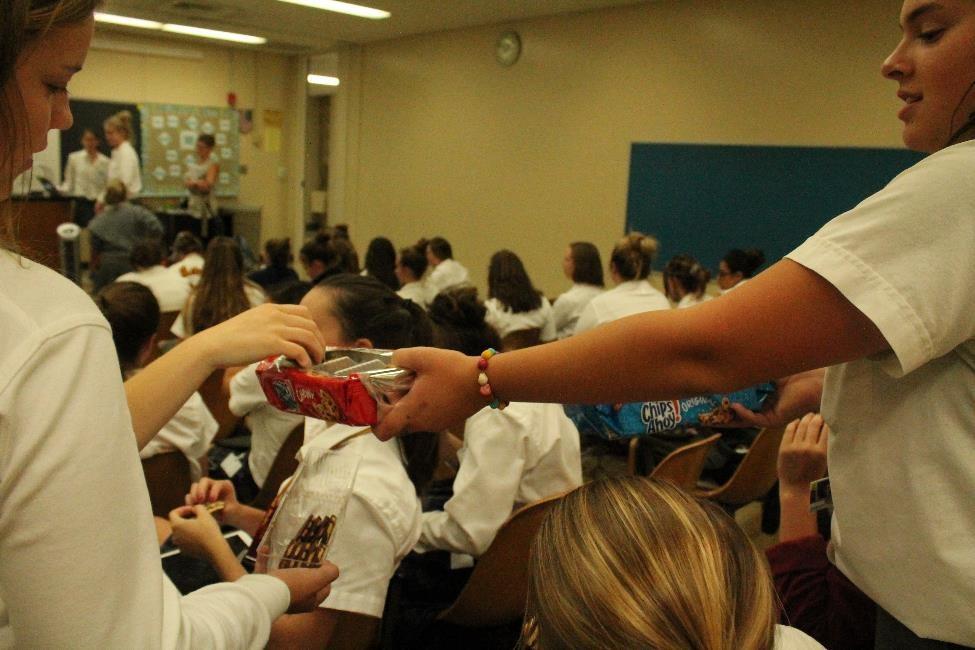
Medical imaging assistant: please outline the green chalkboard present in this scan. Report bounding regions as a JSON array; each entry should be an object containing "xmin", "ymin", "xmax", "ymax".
[{"xmin": 625, "ymin": 143, "xmax": 924, "ymax": 273}]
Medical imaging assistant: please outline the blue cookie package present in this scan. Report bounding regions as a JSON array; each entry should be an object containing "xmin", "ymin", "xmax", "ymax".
[{"xmin": 563, "ymin": 382, "xmax": 775, "ymax": 439}]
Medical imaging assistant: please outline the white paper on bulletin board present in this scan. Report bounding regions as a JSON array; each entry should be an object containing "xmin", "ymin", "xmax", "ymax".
[{"xmin": 140, "ymin": 103, "xmax": 240, "ymax": 198}]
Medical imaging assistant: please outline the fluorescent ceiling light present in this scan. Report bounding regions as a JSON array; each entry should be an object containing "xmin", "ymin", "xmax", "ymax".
[
  {"xmin": 276, "ymin": 0, "xmax": 390, "ymax": 20},
  {"xmin": 96, "ymin": 12, "xmax": 266, "ymax": 44},
  {"xmin": 307, "ymin": 74, "xmax": 340, "ymax": 86},
  {"xmin": 94, "ymin": 12, "xmax": 162, "ymax": 29},
  {"xmin": 162, "ymin": 24, "xmax": 267, "ymax": 44}
]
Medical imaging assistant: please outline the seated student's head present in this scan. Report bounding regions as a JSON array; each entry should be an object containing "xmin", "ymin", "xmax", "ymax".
[
  {"xmin": 95, "ymin": 282, "xmax": 161, "ymax": 377},
  {"xmin": 129, "ymin": 238, "xmax": 165, "ymax": 271},
  {"xmin": 428, "ymin": 286, "xmax": 501, "ymax": 356},
  {"xmin": 488, "ymin": 249, "xmax": 542, "ymax": 313},
  {"xmin": 103, "ymin": 179, "xmax": 127, "ymax": 206},
  {"xmin": 609, "ymin": 232, "xmax": 659, "ymax": 284},
  {"xmin": 269, "ymin": 279, "xmax": 312, "ymax": 306},
  {"xmin": 171, "ymin": 230, "xmax": 204, "ymax": 262},
  {"xmin": 563, "ymin": 242, "xmax": 604, "ymax": 287},
  {"xmin": 263, "ymin": 237, "xmax": 292, "ymax": 270},
  {"xmin": 663, "ymin": 253, "xmax": 710, "ymax": 302},
  {"xmin": 395, "ymin": 244, "xmax": 428, "ymax": 286},
  {"xmin": 364, "ymin": 236, "xmax": 399, "ymax": 290},
  {"xmin": 524, "ymin": 477, "xmax": 776, "ymax": 650},
  {"xmin": 299, "ymin": 231, "xmax": 342, "ymax": 282},
  {"xmin": 718, "ymin": 248, "xmax": 765, "ymax": 291},
  {"xmin": 426, "ymin": 236, "xmax": 452, "ymax": 267},
  {"xmin": 302, "ymin": 273, "xmax": 438, "ymax": 490}
]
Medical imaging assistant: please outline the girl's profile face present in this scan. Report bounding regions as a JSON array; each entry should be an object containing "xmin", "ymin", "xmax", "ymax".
[
  {"xmin": 883, "ymin": 0, "xmax": 975, "ymax": 152},
  {"xmin": 2, "ymin": 18, "xmax": 93, "ymax": 195},
  {"xmin": 561, "ymin": 247, "xmax": 574, "ymax": 279},
  {"xmin": 716, "ymin": 261, "xmax": 740, "ymax": 290},
  {"xmin": 104, "ymin": 125, "xmax": 123, "ymax": 148}
]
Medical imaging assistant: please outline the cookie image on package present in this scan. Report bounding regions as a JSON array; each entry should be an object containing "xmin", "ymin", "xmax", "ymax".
[
  {"xmin": 311, "ymin": 390, "xmax": 343, "ymax": 421},
  {"xmin": 698, "ymin": 397, "xmax": 734, "ymax": 426},
  {"xmin": 278, "ymin": 514, "xmax": 337, "ymax": 569}
]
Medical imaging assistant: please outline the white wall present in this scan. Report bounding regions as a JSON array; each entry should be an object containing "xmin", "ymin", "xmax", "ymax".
[{"xmin": 331, "ymin": 0, "xmax": 905, "ymax": 295}]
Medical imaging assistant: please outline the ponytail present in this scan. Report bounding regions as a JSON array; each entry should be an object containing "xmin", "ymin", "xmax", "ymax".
[
  {"xmin": 610, "ymin": 232, "xmax": 659, "ymax": 280},
  {"xmin": 664, "ymin": 254, "xmax": 711, "ymax": 300}
]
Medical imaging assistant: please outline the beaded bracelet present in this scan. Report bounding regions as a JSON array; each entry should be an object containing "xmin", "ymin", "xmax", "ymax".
[{"xmin": 476, "ymin": 348, "xmax": 509, "ymax": 410}]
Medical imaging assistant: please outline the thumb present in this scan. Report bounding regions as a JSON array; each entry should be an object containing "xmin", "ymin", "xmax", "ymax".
[
  {"xmin": 373, "ymin": 399, "xmax": 411, "ymax": 441},
  {"xmin": 390, "ymin": 346, "xmax": 428, "ymax": 372}
]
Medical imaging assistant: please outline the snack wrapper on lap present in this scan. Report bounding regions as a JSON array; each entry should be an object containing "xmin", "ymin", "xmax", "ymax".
[
  {"xmin": 257, "ymin": 348, "xmax": 412, "ymax": 426},
  {"xmin": 249, "ymin": 440, "xmax": 361, "ymax": 571},
  {"xmin": 564, "ymin": 382, "xmax": 775, "ymax": 439}
]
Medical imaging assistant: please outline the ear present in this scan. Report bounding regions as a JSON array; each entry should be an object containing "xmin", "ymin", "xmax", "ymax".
[{"xmin": 354, "ymin": 337, "xmax": 374, "ymax": 349}]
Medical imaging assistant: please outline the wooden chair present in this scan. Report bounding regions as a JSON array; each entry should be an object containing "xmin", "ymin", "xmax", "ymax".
[
  {"xmin": 249, "ymin": 423, "xmax": 305, "ymax": 510},
  {"xmin": 695, "ymin": 426, "xmax": 786, "ymax": 510},
  {"xmin": 142, "ymin": 452, "xmax": 192, "ymax": 518},
  {"xmin": 198, "ymin": 368, "xmax": 240, "ymax": 441},
  {"xmin": 500, "ymin": 328, "xmax": 541, "ymax": 352},
  {"xmin": 437, "ymin": 491, "xmax": 568, "ymax": 627},
  {"xmin": 628, "ymin": 433, "xmax": 721, "ymax": 491}
]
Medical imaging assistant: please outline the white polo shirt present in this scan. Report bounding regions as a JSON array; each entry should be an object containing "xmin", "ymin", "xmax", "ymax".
[
  {"xmin": 117, "ymin": 265, "xmax": 192, "ymax": 313},
  {"xmin": 786, "ymin": 139, "xmax": 975, "ymax": 645},
  {"xmin": 484, "ymin": 296, "xmax": 557, "ymax": 341},
  {"xmin": 553, "ymin": 283, "xmax": 603, "ymax": 338},
  {"xmin": 574, "ymin": 279, "xmax": 670, "ymax": 334}
]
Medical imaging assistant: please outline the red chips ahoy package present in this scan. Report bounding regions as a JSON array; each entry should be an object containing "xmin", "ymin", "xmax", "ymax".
[{"xmin": 256, "ymin": 348, "xmax": 413, "ymax": 426}]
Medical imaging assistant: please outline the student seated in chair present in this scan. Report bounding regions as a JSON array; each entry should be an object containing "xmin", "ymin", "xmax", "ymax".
[
  {"xmin": 173, "ymin": 274, "xmax": 438, "ymax": 648},
  {"xmin": 96, "ymin": 282, "xmax": 217, "ymax": 481}
]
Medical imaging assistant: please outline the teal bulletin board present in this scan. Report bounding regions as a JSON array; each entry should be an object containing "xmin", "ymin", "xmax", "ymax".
[
  {"xmin": 625, "ymin": 143, "xmax": 925, "ymax": 273},
  {"xmin": 139, "ymin": 103, "xmax": 239, "ymax": 198}
]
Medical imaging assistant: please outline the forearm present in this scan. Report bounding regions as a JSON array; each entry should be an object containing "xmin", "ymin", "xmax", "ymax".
[
  {"xmin": 487, "ymin": 260, "xmax": 887, "ymax": 404},
  {"xmin": 126, "ymin": 335, "xmax": 216, "ymax": 450},
  {"xmin": 224, "ymin": 504, "xmax": 267, "ymax": 537},
  {"xmin": 778, "ymin": 485, "xmax": 819, "ymax": 542},
  {"xmin": 208, "ymin": 541, "xmax": 247, "ymax": 582}
]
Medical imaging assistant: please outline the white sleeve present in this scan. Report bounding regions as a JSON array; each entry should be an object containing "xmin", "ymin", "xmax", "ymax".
[
  {"xmin": 417, "ymin": 409, "xmax": 526, "ymax": 556},
  {"xmin": 119, "ymin": 144, "xmax": 143, "ymax": 197},
  {"xmin": 786, "ymin": 143, "xmax": 975, "ymax": 376},
  {"xmin": 539, "ymin": 298, "xmax": 556, "ymax": 342},
  {"xmin": 229, "ymin": 362, "xmax": 266, "ymax": 417},
  {"xmin": 140, "ymin": 392, "xmax": 218, "ymax": 478},
  {"xmin": 0, "ymin": 321, "xmax": 287, "ymax": 648},
  {"xmin": 573, "ymin": 301, "xmax": 598, "ymax": 335},
  {"xmin": 551, "ymin": 292, "xmax": 574, "ymax": 337},
  {"xmin": 59, "ymin": 154, "xmax": 76, "ymax": 194}
]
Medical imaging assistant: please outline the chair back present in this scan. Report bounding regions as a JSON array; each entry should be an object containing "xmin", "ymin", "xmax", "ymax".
[
  {"xmin": 437, "ymin": 491, "xmax": 568, "ymax": 627},
  {"xmin": 142, "ymin": 452, "xmax": 192, "ymax": 518},
  {"xmin": 501, "ymin": 328, "xmax": 541, "ymax": 352},
  {"xmin": 198, "ymin": 368, "xmax": 240, "ymax": 441},
  {"xmin": 697, "ymin": 426, "xmax": 786, "ymax": 506},
  {"xmin": 649, "ymin": 433, "xmax": 721, "ymax": 491},
  {"xmin": 249, "ymin": 423, "xmax": 305, "ymax": 510}
]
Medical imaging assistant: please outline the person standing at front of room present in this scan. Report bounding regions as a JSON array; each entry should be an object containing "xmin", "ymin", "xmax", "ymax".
[
  {"xmin": 377, "ymin": 2, "xmax": 975, "ymax": 646},
  {"xmin": 58, "ymin": 127, "xmax": 107, "ymax": 226},
  {"xmin": 184, "ymin": 133, "xmax": 220, "ymax": 236},
  {"xmin": 103, "ymin": 108, "xmax": 142, "ymax": 200}
]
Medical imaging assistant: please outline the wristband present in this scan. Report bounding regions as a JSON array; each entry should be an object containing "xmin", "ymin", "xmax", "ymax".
[{"xmin": 476, "ymin": 348, "xmax": 509, "ymax": 410}]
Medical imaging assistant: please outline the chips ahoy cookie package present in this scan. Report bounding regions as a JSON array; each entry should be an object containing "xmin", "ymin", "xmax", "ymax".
[
  {"xmin": 563, "ymin": 382, "xmax": 776, "ymax": 439},
  {"xmin": 256, "ymin": 348, "xmax": 412, "ymax": 426}
]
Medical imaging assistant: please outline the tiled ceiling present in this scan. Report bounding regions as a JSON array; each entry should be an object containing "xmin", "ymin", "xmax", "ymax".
[{"xmin": 98, "ymin": 0, "xmax": 652, "ymax": 53}]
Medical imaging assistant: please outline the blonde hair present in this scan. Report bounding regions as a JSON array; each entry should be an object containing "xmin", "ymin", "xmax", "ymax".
[
  {"xmin": 103, "ymin": 109, "xmax": 134, "ymax": 141},
  {"xmin": 610, "ymin": 232, "xmax": 659, "ymax": 280},
  {"xmin": 103, "ymin": 178, "xmax": 126, "ymax": 205},
  {"xmin": 524, "ymin": 477, "xmax": 777, "ymax": 650}
]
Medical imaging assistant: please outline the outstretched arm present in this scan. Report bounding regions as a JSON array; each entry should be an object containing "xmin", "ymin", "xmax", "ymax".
[
  {"xmin": 127, "ymin": 303, "xmax": 325, "ymax": 450},
  {"xmin": 377, "ymin": 260, "xmax": 887, "ymax": 438}
]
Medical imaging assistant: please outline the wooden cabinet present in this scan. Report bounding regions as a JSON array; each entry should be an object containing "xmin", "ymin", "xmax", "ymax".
[{"xmin": 12, "ymin": 198, "xmax": 74, "ymax": 270}]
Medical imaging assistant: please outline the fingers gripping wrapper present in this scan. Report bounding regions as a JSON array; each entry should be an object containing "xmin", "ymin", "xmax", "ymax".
[
  {"xmin": 256, "ymin": 348, "xmax": 413, "ymax": 426},
  {"xmin": 564, "ymin": 383, "xmax": 776, "ymax": 439}
]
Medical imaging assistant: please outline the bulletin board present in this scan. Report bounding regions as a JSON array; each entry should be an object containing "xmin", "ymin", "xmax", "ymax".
[
  {"xmin": 139, "ymin": 103, "xmax": 240, "ymax": 198},
  {"xmin": 625, "ymin": 143, "xmax": 925, "ymax": 272}
]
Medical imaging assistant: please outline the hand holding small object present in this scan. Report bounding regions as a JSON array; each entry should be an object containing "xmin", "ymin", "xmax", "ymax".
[{"xmin": 168, "ymin": 505, "xmax": 226, "ymax": 561}]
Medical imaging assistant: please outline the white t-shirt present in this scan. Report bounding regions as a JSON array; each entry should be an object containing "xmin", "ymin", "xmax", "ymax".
[
  {"xmin": 484, "ymin": 296, "xmax": 557, "ymax": 341},
  {"xmin": 108, "ymin": 140, "xmax": 142, "ymax": 198},
  {"xmin": 417, "ymin": 403, "xmax": 582, "ymax": 556},
  {"xmin": 168, "ymin": 253, "xmax": 205, "ymax": 289},
  {"xmin": 552, "ymin": 283, "xmax": 603, "ymax": 338},
  {"xmin": 171, "ymin": 282, "xmax": 266, "ymax": 338},
  {"xmin": 301, "ymin": 420, "xmax": 421, "ymax": 618},
  {"xmin": 0, "ymin": 253, "xmax": 288, "ymax": 648},
  {"xmin": 573, "ymin": 279, "xmax": 670, "ymax": 334},
  {"xmin": 424, "ymin": 258, "xmax": 470, "ymax": 304},
  {"xmin": 396, "ymin": 280, "xmax": 427, "ymax": 307},
  {"xmin": 59, "ymin": 149, "xmax": 109, "ymax": 200},
  {"xmin": 117, "ymin": 265, "xmax": 192, "ymax": 313},
  {"xmin": 139, "ymin": 391, "xmax": 218, "ymax": 481},
  {"xmin": 229, "ymin": 363, "xmax": 304, "ymax": 488},
  {"xmin": 786, "ymin": 139, "xmax": 975, "ymax": 645}
]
